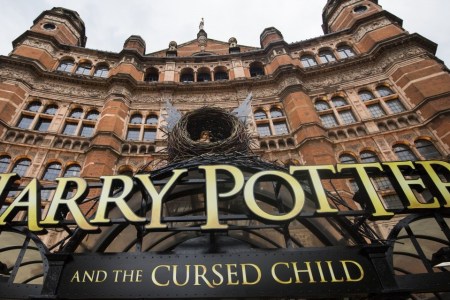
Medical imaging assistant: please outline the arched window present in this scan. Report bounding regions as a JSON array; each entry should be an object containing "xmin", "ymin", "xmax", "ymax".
[
  {"xmin": 197, "ymin": 68, "xmax": 211, "ymax": 82},
  {"xmin": 270, "ymin": 108, "xmax": 284, "ymax": 118},
  {"xmin": 358, "ymin": 90, "xmax": 375, "ymax": 101},
  {"xmin": 42, "ymin": 162, "xmax": 62, "ymax": 181},
  {"xmin": 214, "ymin": 69, "xmax": 229, "ymax": 81},
  {"xmin": 180, "ymin": 68, "xmax": 194, "ymax": 82},
  {"xmin": 360, "ymin": 151, "xmax": 379, "ymax": 163},
  {"xmin": 43, "ymin": 105, "xmax": 58, "ymax": 115},
  {"xmin": 93, "ymin": 65, "xmax": 109, "ymax": 78},
  {"xmin": 75, "ymin": 62, "xmax": 92, "ymax": 75},
  {"xmin": 314, "ymin": 100, "xmax": 330, "ymax": 111},
  {"xmin": 57, "ymin": 60, "xmax": 74, "ymax": 73},
  {"xmin": 64, "ymin": 164, "xmax": 81, "ymax": 177},
  {"xmin": 85, "ymin": 110, "xmax": 99, "ymax": 121},
  {"xmin": 254, "ymin": 110, "xmax": 267, "ymax": 120},
  {"xmin": 26, "ymin": 101, "xmax": 41, "ymax": 112},
  {"xmin": 319, "ymin": 50, "xmax": 336, "ymax": 63},
  {"xmin": 249, "ymin": 62, "xmax": 265, "ymax": 77},
  {"xmin": 415, "ymin": 139, "xmax": 441, "ymax": 159},
  {"xmin": 130, "ymin": 114, "xmax": 142, "ymax": 124},
  {"xmin": 331, "ymin": 96, "xmax": 348, "ymax": 107},
  {"xmin": 12, "ymin": 158, "xmax": 31, "ymax": 177},
  {"xmin": 69, "ymin": 108, "xmax": 83, "ymax": 118},
  {"xmin": 393, "ymin": 145, "xmax": 417, "ymax": 161},
  {"xmin": 0, "ymin": 156, "xmax": 11, "ymax": 173},
  {"xmin": 145, "ymin": 115, "xmax": 158, "ymax": 125},
  {"xmin": 300, "ymin": 55, "xmax": 318, "ymax": 68},
  {"xmin": 144, "ymin": 68, "xmax": 159, "ymax": 82},
  {"xmin": 377, "ymin": 86, "xmax": 394, "ymax": 97},
  {"xmin": 337, "ymin": 45, "xmax": 355, "ymax": 59},
  {"xmin": 339, "ymin": 154, "xmax": 357, "ymax": 164}
]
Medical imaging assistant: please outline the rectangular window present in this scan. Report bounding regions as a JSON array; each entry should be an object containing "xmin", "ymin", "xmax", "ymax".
[
  {"xmin": 143, "ymin": 129, "xmax": 156, "ymax": 141},
  {"xmin": 80, "ymin": 124, "xmax": 94, "ymax": 137},
  {"xmin": 320, "ymin": 114, "xmax": 338, "ymax": 128},
  {"xmin": 383, "ymin": 194, "xmax": 403, "ymax": 209},
  {"xmin": 257, "ymin": 124, "xmax": 271, "ymax": 136},
  {"xmin": 126, "ymin": 128, "xmax": 140, "ymax": 140},
  {"xmin": 35, "ymin": 118, "xmax": 51, "ymax": 132},
  {"xmin": 63, "ymin": 122, "xmax": 78, "ymax": 135},
  {"xmin": 41, "ymin": 190, "xmax": 52, "ymax": 201},
  {"xmin": 17, "ymin": 115, "xmax": 34, "ymax": 129},
  {"xmin": 348, "ymin": 180, "xmax": 359, "ymax": 193},
  {"xmin": 0, "ymin": 205, "xmax": 7, "ymax": 215},
  {"xmin": 373, "ymin": 177, "xmax": 393, "ymax": 190},
  {"xmin": 339, "ymin": 110, "xmax": 356, "ymax": 124},
  {"xmin": 386, "ymin": 99, "xmax": 406, "ymax": 114},
  {"xmin": 273, "ymin": 122, "xmax": 288, "ymax": 135},
  {"xmin": 367, "ymin": 104, "xmax": 386, "ymax": 118}
]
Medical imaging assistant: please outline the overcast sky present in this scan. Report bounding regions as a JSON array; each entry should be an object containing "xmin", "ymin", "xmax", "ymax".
[{"xmin": 0, "ymin": 0, "xmax": 449, "ymax": 66}]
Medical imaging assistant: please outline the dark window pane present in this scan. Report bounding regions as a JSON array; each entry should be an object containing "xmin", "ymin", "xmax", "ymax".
[
  {"xmin": 12, "ymin": 159, "xmax": 31, "ymax": 177},
  {"xmin": 57, "ymin": 60, "xmax": 74, "ymax": 72},
  {"xmin": 127, "ymin": 128, "xmax": 140, "ymax": 140},
  {"xmin": 35, "ymin": 118, "xmax": 51, "ymax": 132},
  {"xmin": 415, "ymin": 140, "xmax": 441, "ymax": 159},
  {"xmin": 358, "ymin": 91, "xmax": 375, "ymax": 101},
  {"xmin": 143, "ymin": 129, "xmax": 156, "ymax": 141},
  {"xmin": 270, "ymin": 108, "xmax": 284, "ymax": 118},
  {"xmin": 337, "ymin": 46, "xmax": 355, "ymax": 59},
  {"xmin": 254, "ymin": 110, "xmax": 267, "ymax": 120},
  {"xmin": 383, "ymin": 194, "xmax": 403, "ymax": 209},
  {"xmin": 367, "ymin": 104, "xmax": 385, "ymax": 118},
  {"xmin": 257, "ymin": 124, "xmax": 271, "ymax": 136},
  {"xmin": 85, "ymin": 110, "xmax": 99, "ymax": 120},
  {"xmin": 130, "ymin": 114, "xmax": 142, "ymax": 124},
  {"xmin": 214, "ymin": 71, "xmax": 228, "ymax": 80},
  {"xmin": 17, "ymin": 115, "xmax": 34, "ymax": 129},
  {"xmin": 63, "ymin": 122, "xmax": 77, "ymax": 135},
  {"xmin": 377, "ymin": 86, "xmax": 393, "ymax": 97},
  {"xmin": 386, "ymin": 99, "xmax": 405, "ymax": 114},
  {"xmin": 393, "ymin": 145, "xmax": 417, "ymax": 161},
  {"xmin": 339, "ymin": 110, "xmax": 356, "ymax": 124},
  {"xmin": 319, "ymin": 51, "xmax": 336, "ymax": 63},
  {"xmin": 80, "ymin": 124, "xmax": 94, "ymax": 137},
  {"xmin": 301, "ymin": 55, "xmax": 317, "ymax": 67},
  {"xmin": 75, "ymin": 63, "xmax": 92, "ymax": 75},
  {"xmin": 26, "ymin": 101, "xmax": 41, "ymax": 112},
  {"xmin": 320, "ymin": 114, "xmax": 338, "ymax": 128},
  {"xmin": 69, "ymin": 109, "xmax": 83, "ymax": 118},
  {"xmin": 315, "ymin": 101, "xmax": 330, "ymax": 111},
  {"xmin": 197, "ymin": 73, "xmax": 211, "ymax": 82},
  {"xmin": 145, "ymin": 115, "xmax": 158, "ymax": 125},
  {"xmin": 43, "ymin": 105, "xmax": 58, "ymax": 115},
  {"xmin": 0, "ymin": 156, "xmax": 11, "ymax": 173},
  {"xmin": 331, "ymin": 97, "xmax": 348, "ymax": 107},
  {"xmin": 273, "ymin": 122, "xmax": 289, "ymax": 135},
  {"xmin": 340, "ymin": 154, "xmax": 357, "ymax": 164},
  {"xmin": 64, "ymin": 165, "xmax": 81, "ymax": 177},
  {"xmin": 360, "ymin": 151, "xmax": 379, "ymax": 163},
  {"xmin": 180, "ymin": 73, "xmax": 194, "ymax": 82},
  {"xmin": 42, "ymin": 163, "xmax": 62, "ymax": 181},
  {"xmin": 94, "ymin": 66, "xmax": 109, "ymax": 78}
]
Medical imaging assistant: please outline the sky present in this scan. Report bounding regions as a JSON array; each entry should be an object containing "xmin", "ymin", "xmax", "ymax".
[{"xmin": 0, "ymin": 0, "xmax": 449, "ymax": 67}]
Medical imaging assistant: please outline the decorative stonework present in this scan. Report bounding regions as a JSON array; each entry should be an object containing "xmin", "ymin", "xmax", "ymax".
[
  {"xmin": 44, "ymin": 15, "xmax": 81, "ymax": 39},
  {"xmin": 327, "ymin": 0, "xmax": 365, "ymax": 25},
  {"xmin": 353, "ymin": 18, "xmax": 393, "ymax": 42},
  {"xmin": 21, "ymin": 39, "xmax": 56, "ymax": 55}
]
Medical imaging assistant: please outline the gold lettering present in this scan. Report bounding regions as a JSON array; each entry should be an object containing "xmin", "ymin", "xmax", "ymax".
[
  {"xmin": 326, "ymin": 261, "xmax": 344, "ymax": 283},
  {"xmin": 226, "ymin": 264, "xmax": 239, "ymax": 285},
  {"xmin": 292, "ymin": 262, "xmax": 315, "ymax": 283},
  {"xmin": 83, "ymin": 270, "xmax": 95, "ymax": 282},
  {"xmin": 241, "ymin": 263, "xmax": 261, "ymax": 285},
  {"xmin": 0, "ymin": 173, "xmax": 19, "ymax": 208},
  {"xmin": 135, "ymin": 270, "xmax": 143, "ymax": 283},
  {"xmin": 113, "ymin": 270, "xmax": 122, "ymax": 283},
  {"xmin": 152, "ymin": 265, "xmax": 170, "ymax": 287},
  {"xmin": 244, "ymin": 171, "xmax": 305, "ymax": 221},
  {"xmin": 337, "ymin": 163, "xmax": 393, "ymax": 217},
  {"xmin": 95, "ymin": 270, "xmax": 107, "ymax": 282},
  {"xmin": 199, "ymin": 165, "xmax": 245, "ymax": 230},
  {"xmin": 315, "ymin": 261, "xmax": 327, "ymax": 283},
  {"xmin": 383, "ymin": 162, "xmax": 440, "ymax": 209},
  {"xmin": 211, "ymin": 264, "xmax": 224, "ymax": 286},
  {"xmin": 271, "ymin": 262, "xmax": 292, "ymax": 284},
  {"xmin": 41, "ymin": 177, "xmax": 96, "ymax": 230},
  {"xmin": 91, "ymin": 175, "xmax": 146, "ymax": 224},
  {"xmin": 415, "ymin": 161, "xmax": 450, "ymax": 207},
  {"xmin": 290, "ymin": 165, "xmax": 338, "ymax": 214},
  {"xmin": 194, "ymin": 265, "xmax": 214, "ymax": 288},
  {"xmin": 0, "ymin": 178, "xmax": 42, "ymax": 231},
  {"xmin": 71, "ymin": 271, "xmax": 80, "ymax": 283},
  {"xmin": 173, "ymin": 265, "xmax": 190, "ymax": 287},
  {"xmin": 135, "ymin": 169, "xmax": 188, "ymax": 229},
  {"xmin": 341, "ymin": 260, "xmax": 364, "ymax": 282}
]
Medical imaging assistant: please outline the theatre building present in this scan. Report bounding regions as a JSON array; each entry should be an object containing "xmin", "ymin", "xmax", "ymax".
[{"xmin": 0, "ymin": 0, "xmax": 450, "ymax": 299}]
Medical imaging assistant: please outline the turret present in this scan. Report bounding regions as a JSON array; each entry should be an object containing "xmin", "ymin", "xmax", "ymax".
[
  {"xmin": 260, "ymin": 27, "xmax": 284, "ymax": 48},
  {"xmin": 123, "ymin": 35, "xmax": 146, "ymax": 55}
]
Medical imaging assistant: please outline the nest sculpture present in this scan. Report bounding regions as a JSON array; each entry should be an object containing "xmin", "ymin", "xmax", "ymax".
[{"xmin": 167, "ymin": 107, "xmax": 250, "ymax": 161}]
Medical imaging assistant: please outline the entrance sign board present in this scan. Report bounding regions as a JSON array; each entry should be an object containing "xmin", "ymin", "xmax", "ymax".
[{"xmin": 56, "ymin": 246, "xmax": 382, "ymax": 299}]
